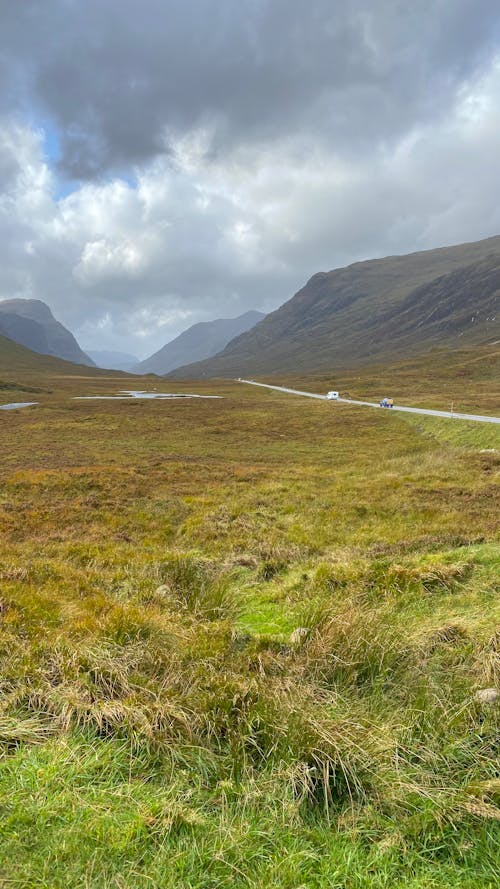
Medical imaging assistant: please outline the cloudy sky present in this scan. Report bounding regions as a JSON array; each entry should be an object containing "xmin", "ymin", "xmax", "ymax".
[{"xmin": 1, "ymin": 0, "xmax": 500, "ymax": 357}]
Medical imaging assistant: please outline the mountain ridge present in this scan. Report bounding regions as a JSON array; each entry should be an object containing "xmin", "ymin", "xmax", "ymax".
[
  {"xmin": 0, "ymin": 312, "xmax": 51, "ymax": 356},
  {"xmin": 167, "ymin": 235, "xmax": 500, "ymax": 378},
  {"xmin": 0, "ymin": 299, "xmax": 95, "ymax": 366},
  {"xmin": 135, "ymin": 310, "xmax": 265, "ymax": 375}
]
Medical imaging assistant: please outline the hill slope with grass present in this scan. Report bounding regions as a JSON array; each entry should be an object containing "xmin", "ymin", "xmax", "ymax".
[
  {"xmin": 169, "ymin": 235, "xmax": 500, "ymax": 378},
  {"xmin": 0, "ymin": 298, "xmax": 94, "ymax": 366},
  {"xmin": 135, "ymin": 310, "xmax": 265, "ymax": 374},
  {"xmin": 0, "ymin": 334, "xmax": 112, "ymax": 382}
]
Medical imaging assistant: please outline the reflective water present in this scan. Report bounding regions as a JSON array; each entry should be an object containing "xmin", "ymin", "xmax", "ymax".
[
  {"xmin": 120, "ymin": 390, "xmax": 221, "ymax": 399},
  {"xmin": 0, "ymin": 402, "xmax": 38, "ymax": 411},
  {"xmin": 74, "ymin": 391, "xmax": 221, "ymax": 400}
]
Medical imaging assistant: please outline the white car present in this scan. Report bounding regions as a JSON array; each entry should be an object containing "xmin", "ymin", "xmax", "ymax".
[{"xmin": 326, "ymin": 390, "xmax": 339, "ymax": 400}]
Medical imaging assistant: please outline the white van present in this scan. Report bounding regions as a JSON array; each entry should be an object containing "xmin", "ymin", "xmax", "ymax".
[{"xmin": 326, "ymin": 391, "xmax": 339, "ymax": 400}]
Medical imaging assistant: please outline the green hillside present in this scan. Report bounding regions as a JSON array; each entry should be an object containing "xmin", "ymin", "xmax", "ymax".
[
  {"xmin": 0, "ymin": 334, "xmax": 111, "ymax": 382},
  {"xmin": 169, "ymin": 235, "xmax": 500, "ymax": 378}
]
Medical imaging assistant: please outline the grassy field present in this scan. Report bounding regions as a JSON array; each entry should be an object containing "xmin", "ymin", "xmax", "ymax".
[{"xmin": 0, "ymin": 350, "xmax": 499, "ymax": 887}]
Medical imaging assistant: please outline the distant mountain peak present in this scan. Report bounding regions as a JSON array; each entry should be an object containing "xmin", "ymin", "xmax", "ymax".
[
  {"xmin": 0, "ymin": 298, "xmax": 55, "ymax": 323},
  {"xmin": 135, "ymin": 309, "xmax": 265, "ymax": 375},
  {"xmin": 88, "ymin": 350, "xmax": 139, "ymax": 371}
]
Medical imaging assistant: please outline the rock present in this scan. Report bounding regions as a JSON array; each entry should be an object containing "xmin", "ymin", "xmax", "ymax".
[
  {"xmin": 474, "ymin": 688, "xmax": 499, "ymax": 705},
  {"xmin": 290, "ymin": 627, "xmax": 310, "ymax": 646}
]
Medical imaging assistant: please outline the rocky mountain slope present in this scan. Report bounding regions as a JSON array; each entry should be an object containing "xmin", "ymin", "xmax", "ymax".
[
  {"xmin": 168, "ymin": 235, "xmax": 500, "ymax": 378},
  {"xmin": 135, "ymin": 310, "xmax": 265, "ymax": 375},
  {"xmin": 0, "ymin": 299, "xmax": 94, "ymax": 366}
]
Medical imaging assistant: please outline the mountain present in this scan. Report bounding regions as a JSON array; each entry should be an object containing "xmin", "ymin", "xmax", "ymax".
[
  {"xmin": 0, "ymin": 312, "xmax": 50, "ymax": 356},
  {"xmin": 167, "ymin": 235, "xmax": 500, "ymax": 378},
  {"xmin": 0, "ymin": 334, "xmax": 103, "ymax": 378},
  {"xmin": 88, "ymin": 350, "xmax": 138, "ymax": 371},
  {"xmin": 0, "ymin": 299, "xmax": 94, "ymax": 366},
  {"xmin": 135, "ymin": 310, "xmax": 266, "ymax": 375}
]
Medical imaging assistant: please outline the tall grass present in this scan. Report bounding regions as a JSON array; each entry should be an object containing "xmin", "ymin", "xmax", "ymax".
[{"xmin": 0, "ymin": 366, "xmax": 498, "ymax": 886}]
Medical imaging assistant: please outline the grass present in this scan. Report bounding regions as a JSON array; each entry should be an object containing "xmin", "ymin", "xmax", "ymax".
[
  {"xmin": 0, "ymin": 348, "xmax": 498, "ymax": 886},
  {"xmin": 287, "ymin": 343, "xmax": 500, "ymax": 416}
]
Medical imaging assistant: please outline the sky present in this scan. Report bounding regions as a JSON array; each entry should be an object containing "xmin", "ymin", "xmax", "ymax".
[{"xmin": 1, "ymin": 0, "xmax": 500, "ymax": 358}]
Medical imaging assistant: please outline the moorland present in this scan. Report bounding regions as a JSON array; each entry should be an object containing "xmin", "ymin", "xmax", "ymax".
[{"xmin": 0, "ymin": 342, "xmax": 498, "ymax": 888}]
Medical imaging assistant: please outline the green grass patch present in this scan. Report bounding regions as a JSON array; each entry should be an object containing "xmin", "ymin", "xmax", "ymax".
[{"xmin": 403, "ymin": 414, "xmax": 500, "ymax": 450}]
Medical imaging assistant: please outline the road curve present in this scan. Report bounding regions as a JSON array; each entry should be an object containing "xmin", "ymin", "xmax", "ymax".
[{"xmin": 237, "ymin": 379, "xmax": 500, "ymax": 425}]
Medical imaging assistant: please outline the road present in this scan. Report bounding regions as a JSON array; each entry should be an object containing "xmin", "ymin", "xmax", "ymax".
[{"xmin": 237, "ymin": 380, "xmax": 500, "ymax": 425}]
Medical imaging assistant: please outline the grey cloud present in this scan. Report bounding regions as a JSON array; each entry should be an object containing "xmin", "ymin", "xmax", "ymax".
[
  {"xmin": 1, "ymin": 1, "xmax": 500, "ymax": 177},
  {"xmin": 2, "ymin": 3, "xmax": 500, "ymax": 357}
]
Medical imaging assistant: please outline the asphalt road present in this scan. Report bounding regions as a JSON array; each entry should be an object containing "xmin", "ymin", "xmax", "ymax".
[{"xmin": 237, "ymin": 379, "xmax": 500, "ymax": 425}]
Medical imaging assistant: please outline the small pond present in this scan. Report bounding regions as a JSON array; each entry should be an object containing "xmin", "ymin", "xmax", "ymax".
[
  {"xmin": 74, "ymin": 391, "xmax": 221, "ymax": 400},
  {"xmin": 0, "ymin": 402, "xmax": 38, "ymax": 411}
]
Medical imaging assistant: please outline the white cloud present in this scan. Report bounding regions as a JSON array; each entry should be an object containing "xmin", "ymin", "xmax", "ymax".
[
  {"xmin": 2, "ymin": 47, "xmax": 500, "ymax": 357},
  {"xmin": 74, "ymin": 240, "xmax": 147, "ymax": 283}
]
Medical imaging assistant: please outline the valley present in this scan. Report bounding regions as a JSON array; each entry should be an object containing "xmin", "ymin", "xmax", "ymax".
[{"xmin": 2, "ymin": 6, "xmax": 500, "ymax": 886}]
